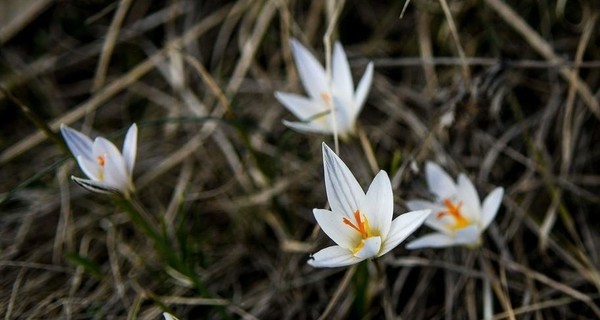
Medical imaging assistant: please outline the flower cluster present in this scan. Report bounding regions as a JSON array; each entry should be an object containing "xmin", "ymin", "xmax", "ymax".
[
  {"xmin": 59, "ymin": 39, "xmax": 504, "ymax": 275},
  {"xmin": 272, "ymin": 39, "xmax": 504, "ymax": 267}
]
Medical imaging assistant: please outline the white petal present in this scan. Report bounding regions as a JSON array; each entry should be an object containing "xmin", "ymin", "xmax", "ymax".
[
  {"xmin": 379, "ymin": 209, "xmax": 430, "ymax": 256},
  {"xmin": 313, "ymin": 209, "xmax": 357, "ymax": 250},
  {"xmin": 122, "ymin": 123, "xmax": 137, "ymax": 175},
  {"xmin": 93, "ymin": 138, "xmax": 128, "ymax": 190},
  {"xmin": 426, "ymin": 162, "xmax": 457, "ymax": 200},
  {"xmin": 308, "ymin": 245, "xmax": 363, "ymax": 268},
  {"xmin": 406, "ymin": 199, "xmax": 438, "ymax": 212},
  {"xmin": 103, "ymin": 153, "xmax": 130, "ymax": 193},
  {"xmin": 423, "ymin": 210, "xmax": 457, "ymax": 235},
  {"xmin": 453, "ymin": 225, "xmax": 482, "ymax": 246},
  {"xmin": 163, "ymin": 313, "xmax": 180, "ymax": 320},
  {"xmin": 457, "ymin": 174, "xmax": 482, "ymax": 222},
  {"xmin": 405, "ymin": 232, "xmax": 457, "ymax": 249},
  {"xmin": 332, "ymin": 42, "xmax": 354, "ymax": 103},
  {"xmin": 322, "ymin": 143, "xmax": 365, "ymax": 218},
  {"xmin": 275, "ymin": 91, "xmax": 324, "ymax": 120},
  {"xmin": 60, "ymin": 124, "xmax": 94, "ymax": 162},
  {"xmin": 71, "ymin": 176, "xmax": 120, "ymax": 195},
  {"xmin": 354, "ymin": 236, "xmax": 381, "ymax": 259},
  {"xmin": 76, "ymin": 155, "xmax": 100, "ymax": 181},
  {"xmin": 406, "ymin": 199, "xmax": 451, "ymax": 235},
  {"xmin": 283, "ymin": 120, "xmax": 329, "ymax": 134},
  {"xmin": 353, "ymin": 62, "xmax": 373, "ymax": 115},
  {"xmin": 361, "ymin": 171, "xmax": 393, "ymax": 239},
  {"xmin": 331, "ymin": 96, "xmax": 354, "ymax": 135},
  {"xmin": 290, "ymin": 39, "xmax": 328, "ymax": 101},
  {"xmin": 481, "ymin": 187, "xmax": 504, "ymax": 230}
]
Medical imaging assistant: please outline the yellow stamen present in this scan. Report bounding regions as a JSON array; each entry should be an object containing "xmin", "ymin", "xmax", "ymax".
[{"xmin": 437, "ymin": 198, "xmax": 470, "ymax": 230}]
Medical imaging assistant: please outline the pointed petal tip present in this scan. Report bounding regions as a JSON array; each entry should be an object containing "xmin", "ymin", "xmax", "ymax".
[
  {"xmin": 481, "ymin": 186, "xmax": 505, "ymax": 230},
  {"xmin": 322, "ymin": 141, "xmax": 333, "ymax": 154},
  {"xmin": 425, "ymin": 161, "xmax": 457, "ymax": 200}
]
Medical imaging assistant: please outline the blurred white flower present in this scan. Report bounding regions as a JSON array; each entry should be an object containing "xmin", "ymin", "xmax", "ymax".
[
  {"xmin": 308, "ymin": 143, "xmax": 430, "ymax": 268},
  {"xmin": 275, "ymin": 39, "xmax": 373, "ymax": 136},
  {"xmin": 406, "ymin": 162, "xmax": 504, "ymax": 249},
  {"xmin": 60, "ymin": 123, "xmax": 137, "ymax": 197}
]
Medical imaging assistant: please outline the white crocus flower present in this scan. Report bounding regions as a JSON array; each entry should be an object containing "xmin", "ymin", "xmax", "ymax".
[
  {"xmin": 308, "ymin": 143, "xmax": 430, "ymax": 268},
  {"xmin": 60, "ymin": 123, "xmax": 138, "ymax": 197},
  {"xmin": 406, "ymin": 162, "xmax": 504, "ymax": 249},
  {"xmin": 275, "ymin": 39, "xmax": 374, "ymax": 136}
]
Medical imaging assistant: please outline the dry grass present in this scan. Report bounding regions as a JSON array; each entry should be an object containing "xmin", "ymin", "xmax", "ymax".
[{"xmin": 1, "ymin": 0, "xmax": 600, "ymax": 319}]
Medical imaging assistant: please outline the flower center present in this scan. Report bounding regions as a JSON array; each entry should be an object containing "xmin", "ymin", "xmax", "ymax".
[
  {"xmin": 97, "ymin": 155, "xmax": 106, "ymax": 167},
  {"xmin": 437, "ymin": 198, "xmax": 470, "ymax": 230},
  {"xmin": 343, "ymin": 210, "xmax": 378, "ymax": 254},
  {"xmin": 97, "ymin": 154, "xmax": 106, "ymax": 181},
  {"xmin": 320, "ymin": 91, "xmax": 331, "ymax": 103},
  {"xmin": 343, "ymin": 210, "xmax": 371, "ymax": 239}
]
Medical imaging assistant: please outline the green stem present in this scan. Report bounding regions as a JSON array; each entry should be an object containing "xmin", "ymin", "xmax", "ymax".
[{"xmin": 112, "ymin": 195, "xmax": 211, "ymax": 297}]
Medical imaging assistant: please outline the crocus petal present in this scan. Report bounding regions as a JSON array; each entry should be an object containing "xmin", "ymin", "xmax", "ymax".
[
  {"xmin": 405, "ymin": 200, "xmax": 451, "ymax": 234},
  {"xmin": 423, "ymin": 212, "xmax": 457, "ymax": 235},
  {"xmin": 308, "ymin": 245, "xmax": 363, "ymax": 268},
  {"xmin": 122, "ymin": 123, "xmax": 137, "ymax": 175},
  {"xmin": 405, "ymin": 232, "xmax": 457, "ymax": 249},
  {"xmin": 481, "ymin": 187, "xmax": 504, "ymax": 230},
  {"xmin": 103, "ymin": 153, "xmax": 130, "ymax": 192},
  {"xmin": 313, "ymin": 209, "xmax": 357, "ymax": 250},
  {"xmin": 361, "ymin": 171, "xmax": 393, "ymax": 238},
  {"xmin": 275, "ymin": 92, "xmax": 324, "ymax": 120},
  {"xmin": 322, "ymin": 143, "xmax": 365, "ymax": 218},
  {"xmin": 407, "ymin": 225, "xmax": 481, "ymax": 249},
  {"xmin": 71, "ymin": 176, "xmax": 120, "ymax": 195},
  {"xmin": 93, "ymin": 138, "xmax": 128, "ymax": 188},
  {"xmin": 163, "ymin": 313, "xmax": 179, "ymax": 320},
  {"xmin": 330, "ymin": 96, "xmax": 354, "ymax": 135},
  {"xmin": 290, "ymin": 39, "xmax": 328, "ymax": 101},
  {"xmin": 354, "ymin": 237, "xmax": 381, "ymax": 259},
  {"xmin": 76, "ymin": 155, "xmax": 100, "ymax": 181},
  {"xmin": 332, "ymin": 42, "xmax": 354, "ymax": 104},
  {"xmin": 457, "ymin": 174, "xmax": 481, "ymax": 222},
  {"xmin": 453, "ymin": 225, "xmax": 481, "ymax": 246},
  {"xmin": 60, "ymin": 124, "xmax": 94, "ymax": 162},
  {"xmin": 353, "ymin": 62, "xmax": 373, "ymax": 116},
  {"xmin": 426, "ymin": 162, "xmax": 457, "ymax": 200},
  {"xmin": 379, "ymin": 209, "xmax": 430, "ymax": 255},
  {"xmin": 406, "ymin": 199, "xmax": 439, "ymax": 212},
  {"xmin": 283, "ymin": 120, "xmax": 331, "ymax": 134}
]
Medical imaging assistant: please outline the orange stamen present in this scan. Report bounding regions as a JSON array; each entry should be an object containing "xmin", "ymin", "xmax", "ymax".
[
  {"xmin": 343, "ymin": 210, "xmax": 369, "ymax": 239},
  {"xmin": 320, "ymin": 92, "xmax": 331, "ymax": 102},
  {"xmin": 436, "ymin": 198, "xmax": 469, "ymax": 230},
  {"xmin": 97, "ymin": 155, "xmax": 106, "ymax": 167}
]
